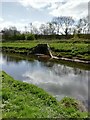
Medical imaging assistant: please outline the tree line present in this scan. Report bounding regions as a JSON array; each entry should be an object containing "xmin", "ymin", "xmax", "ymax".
[{"xmin": 1, "ymin": 16, "xmax": 89, "ymax": 41}]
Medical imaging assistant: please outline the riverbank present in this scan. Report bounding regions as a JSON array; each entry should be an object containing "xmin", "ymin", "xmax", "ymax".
[
  {"xmin": 1, "ymin": 52, "xmax": 90, "ymax": 71},
  {"xmin": 1, "ymin": 71, "xmax": 88, "ymax": 118},
  {"xmin": 1, "ymin": 39, "xmax": 90, "ymax": 62}
]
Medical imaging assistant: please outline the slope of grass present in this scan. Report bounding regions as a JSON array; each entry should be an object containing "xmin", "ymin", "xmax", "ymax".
[
  {"xmin": 50, "ymin": 42, "xmax": 89, "ymax": 60},
  {"xmin": 1, "ymin": 71, "xmax": 88, "ymax": 119},
  {"xmin": 1, "ymin": 39, "xmax": 89, "ymax": 60}
]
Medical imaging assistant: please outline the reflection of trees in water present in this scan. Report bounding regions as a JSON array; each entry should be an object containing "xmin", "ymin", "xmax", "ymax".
[
  {"xmin": 52, "ymin": 64, "xmax": 88, "ymax": 76},
  {"xmin": 42, "ymin": 62, "xmax": 54, "ymax": 67},
  {"xmin": 53, "ymin": 65, "xmax": 69, "ymax": 76},
  {"xmin": 40, "ymin": 61, "xmax": 88, "ymax": 77},
  {"xmin": 2, "ymin": 53, "xmax": 89, "ymax": 78},
  {"xmin": 2, "ymin": 54, "xmax": 34, "ymax": 64},
  {"xmin": 2, "ymin": 54, "xmax": 22, "ymax": 63},
  {"xmin": 2, "ymin": 54, "xmax": 7, "ymax": 61},
  {"xmin": 73, "ymin": 68, "xmax": 82, "ymax": 75},
  {"xmin": 3, "ymin": 54, "xmax": 22, "ymax": 63}
]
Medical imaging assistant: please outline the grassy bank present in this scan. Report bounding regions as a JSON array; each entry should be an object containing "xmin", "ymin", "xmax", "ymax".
[
  {"xmin": 1, "ymin": 39, "xmax": 90, "ymax": 61},
  {"xmin": 1, "ymin": 71, "xmax": 88, "ymax": 118}
]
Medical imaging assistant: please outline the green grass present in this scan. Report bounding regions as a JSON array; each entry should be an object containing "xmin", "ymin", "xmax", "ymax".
[
  {"xmin": 0, "ymin": 39, "xmax": 90, "ymax": 60},
  {"xmin": 50, "ymin": 42, "xmax": 89, "ymax": 60},
  {"xmin": 1, "ymin": 71, "xmax": 88, "ymax": 119}
]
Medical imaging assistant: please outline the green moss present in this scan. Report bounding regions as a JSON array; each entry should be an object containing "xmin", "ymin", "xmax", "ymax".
[{"xmin": 1, "ymin": 71, "xmax": 89, "ymax": 118}]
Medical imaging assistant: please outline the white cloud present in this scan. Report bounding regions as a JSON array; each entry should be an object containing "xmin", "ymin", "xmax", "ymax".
[
  {"xmin": 32, "ymin": 21, "xmax": 45, "ymax": 28},
  {"xmin": 0, "ymin": 20, "xmax": 27, "ymax": 31},
  {"xmin": 2, "ymin": 0, "xmax": 21, "ymax": 2},
  {"xmin": 18, "ymin": 0, "xmax": 89, "ymax": 19},
  {"xmin": 18, "ymin": 0, "xmax": 64, "ymax": 9},
  {"xmin": 19, "ymin": 18, "xmax": 29, "ymax": 22},
  {"xmin": 0, "ymin": 20, "xmax": 43, "ymax": 31},
  {"xmin": 50, "ymin": 0, "xmax": 89, "ymax": 19},
  {"xmin": 2, "ymin": 0, "xmax": 17, "ymax": 2},
  {"xmin": 0, "ymin": 17, "xmax": 4, "ymax": 22}
]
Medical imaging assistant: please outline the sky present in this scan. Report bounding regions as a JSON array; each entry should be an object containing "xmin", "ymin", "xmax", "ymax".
[{"xmin": 0, "ymin": 0, "xmax": 89, "ymax": 31}]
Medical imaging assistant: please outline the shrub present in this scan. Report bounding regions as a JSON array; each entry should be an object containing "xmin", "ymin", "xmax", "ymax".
[{"xmin": 27, "ymin": 34, "xmax": 35, "ymax": 40}]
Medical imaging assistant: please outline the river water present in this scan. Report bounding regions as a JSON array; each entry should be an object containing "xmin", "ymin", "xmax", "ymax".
[{"xmin": 0, "ymin": 53, "xmax": 89, "ymax": 108}]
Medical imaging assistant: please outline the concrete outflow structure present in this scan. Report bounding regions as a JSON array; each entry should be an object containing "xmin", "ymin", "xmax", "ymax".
[{"xmin": 30, "ymin": 44, "xmax": 53, "ymax": 58}]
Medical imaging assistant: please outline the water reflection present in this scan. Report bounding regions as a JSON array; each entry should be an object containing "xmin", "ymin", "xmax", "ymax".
[{"xmin": 1, "ymin": 53, "xmax": 89, "ymax": 108}]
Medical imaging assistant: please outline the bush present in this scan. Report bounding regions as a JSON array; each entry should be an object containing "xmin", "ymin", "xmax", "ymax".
[
  {"xmin": 16, "ymin": 34, "xmax": 25, "ymax": 40},
  {"xmin": 27, "ymin": 34, "xmax": 35, "ymax": 40}
]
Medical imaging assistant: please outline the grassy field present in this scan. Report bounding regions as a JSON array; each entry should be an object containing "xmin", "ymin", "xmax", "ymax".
[
  {"xmin": 1, "ymin": 71, "xmax": 88, "ymax": 118},
  {"xmin": 1, "ymin": 39, "xmax": 90, "ymax": 60}
]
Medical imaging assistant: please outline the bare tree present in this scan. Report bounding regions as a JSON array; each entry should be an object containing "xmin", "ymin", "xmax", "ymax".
[
  {"xmin": 32, "ymin": 26, "xmax": 39, "ymax": 34},
  {"xmin": 2, "ymin": 26, "xmax": 20, "ymax": 40},
  {"xmin": 46, "ymin": 22, "xmax": 56, "ymax": 35},
  {"xmin": 76, "ymin": 16, "xmax": 89, "ymax": 34},
  {"xmin": 39, "ymin": 22, "xmax": 56, "ymax": 35},
  {"xmin": 52, "ymin": 18, "xmax": 60, "ymax": 34},
  {"xmin": 29, "ymin": 23, "xmax": 33, "ymax": 34},
  {"xmin": 52, "ymin": 16, "xmax": 75, "ymax": 36},
  {"xmin": 82, "ymin": 16, "xmax": 89, "ymax": 34},
  {"xmin": 39, "ymin": 24, "xmax": 48, "ymax": 35}
]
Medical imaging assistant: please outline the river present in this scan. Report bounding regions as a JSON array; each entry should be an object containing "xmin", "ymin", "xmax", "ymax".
[{"xmin": 0, "ymin": 53, "xmax": 89, "ymax": 108}]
